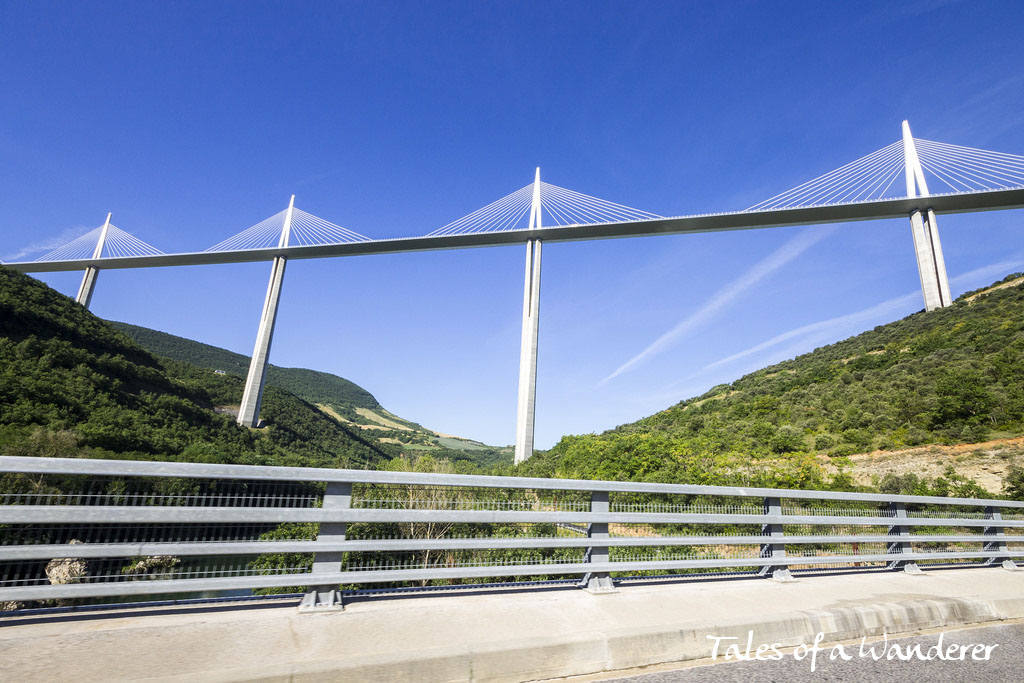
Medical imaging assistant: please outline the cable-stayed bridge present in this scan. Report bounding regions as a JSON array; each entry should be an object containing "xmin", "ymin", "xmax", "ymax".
[{"xmin": 5, "ymin": 122, "xmax": 1024, "ymax": 462}]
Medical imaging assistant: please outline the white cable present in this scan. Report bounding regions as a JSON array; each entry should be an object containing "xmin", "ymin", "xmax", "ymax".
[
  {"xmin": 205, "ymin": 210, "xmax": 287, "ymax": 252},
  {"xmin": 785, "ymin": 143, "xmax": 904, "ymax": 206},
  {"xmin": 542, "ymin": 182, "xmax": 661, "ymax": 219},
  {"xmin": 36, "ymin": 228, "xmax": 103, "ymax": 261},
  {"xmin": 37, "ymin": 224, "xmax": 165, "ymax": 261},
  {"xmin": 920, "ymin": 155, "xmax": 998, "ymax": 191},
  {"xmin": 915, "ymin": 139, "xmax": 1024, "ymax": 171},
  {"xmin": 428, "ymin": 185, "xmax": 533, "ymax": 236},
  {"xmin": 747, "ymin": 141, "xmax": 903, "ymax": 210},
  {"xmin": 804, "ymin": 146, "xmax": 905, "ymax": 205},
  {"xmin": 289, "ymin": 209, "xmax": 370, "ymax": 244},
  {"xmin": 918, "ymin": 146, "xmax": 1024, "ymax": 189},
  {"xmin": 874, "ymin": 161, "xmax": 906, "ymax": 198},
  {"xmin": 846, "ymin": 154, "xmax": 905, "ymax": 202},
  {"xmin": 751, "ymin": 141, "xmax": 903, "ymax": 208},
  {"xmin": 540, "ymin": 183, "xmax": 660, "ymax": 224}
]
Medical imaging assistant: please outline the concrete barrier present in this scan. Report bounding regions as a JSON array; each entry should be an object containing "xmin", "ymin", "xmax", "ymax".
[{"xmin": 1, "ymin": 568, "xmax": 1022, "ymax": 681}]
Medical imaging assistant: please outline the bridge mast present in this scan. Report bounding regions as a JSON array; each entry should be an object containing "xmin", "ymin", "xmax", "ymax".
[
  {"xmin": 514, "ymin": 168, "xmax": 542, "ymax": 464},
  {"xmin": 75, "ymin": 212, "xmax": 111, "ymax": 309},
  {"xmin": 903, "ymin": 121, "xmax": 951, "ymax": 311},
  {"xmin": 237, "ymin": 195, "xmax": 295, "ymax": 428}
]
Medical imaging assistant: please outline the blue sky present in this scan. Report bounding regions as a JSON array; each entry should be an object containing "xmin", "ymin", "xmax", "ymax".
[{"xmin": 3, "ymin": 1, "xmax": 1024, "ymax": 448}]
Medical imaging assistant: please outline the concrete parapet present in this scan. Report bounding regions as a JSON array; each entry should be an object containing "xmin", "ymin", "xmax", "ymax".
[{"xmin": 1, "ymin": 568, "xmax": 1022, "ymax": 681}]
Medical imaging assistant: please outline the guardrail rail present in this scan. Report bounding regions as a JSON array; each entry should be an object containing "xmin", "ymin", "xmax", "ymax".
[{"xmin": 1, "ymin": 456, "xmax": 1022, "ymax": 611}]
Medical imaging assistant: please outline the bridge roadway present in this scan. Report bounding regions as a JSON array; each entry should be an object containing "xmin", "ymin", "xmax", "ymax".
[
  {"xmin": 1, "ymin": 567, "xmax": 1022, "ymax": 681},
  {"xmin": 8, "ymin": 187, "xmax": 1024, "ymax": 273},
  {"xmin": 602, "ymin": 622, "xmax": 1024, "ymax": 682}
]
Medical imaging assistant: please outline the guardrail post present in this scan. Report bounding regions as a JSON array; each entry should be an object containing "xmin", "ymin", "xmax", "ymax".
[
  {"xmin": 886, "ymin": 502, "xmax": 921, "ymax": 574},
  {"xmin": 983, "ymin": 506, "xmax": 1020, "ymax": 571},
  {"xmin": 758, "ymin": 496, "xmax": 793, "ymax": 582},
  {"xmin": 579, "ymin": 491, "xmax": 615, "ymax": 593},
  {"xmin": 299, "ymin": 481, "xmax": 351, "ymax": 612}
]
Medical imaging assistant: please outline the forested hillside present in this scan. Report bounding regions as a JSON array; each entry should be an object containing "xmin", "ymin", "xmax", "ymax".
[
  {"xmin": 112, "ymin": 321, "xmax": 510, "ymax": 465},
  {"xmin": 0, "ymin": 266, "xmax": 392, "ymax": 468},
  {"xmin": 111, "ymin": 322, "xmax": 382, "ymax": 413},
  {"xmin": 518, "ymin": 274, "xmax": 1024, "ymax": 496},
  {"xmin": 6, "ymin": 264, "xmax": 1021, "ymax": 495}
]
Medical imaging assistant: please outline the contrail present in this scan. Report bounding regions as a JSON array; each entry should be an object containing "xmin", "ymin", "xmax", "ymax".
[
  {"xmin": 686, "ymin": 256, "xmax": 1024, "ymax": 381},
  {"xmin": 701, "ymin": 292, "xmax": 919, "ymax": 374},
  {"xmin": 601, "ymin": 227, "xmax": 834, "ymax": 384}
]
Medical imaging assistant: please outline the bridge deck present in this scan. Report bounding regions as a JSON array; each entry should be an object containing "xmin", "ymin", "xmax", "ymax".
[
  {"xmin": 7, "ymin": 187, "xmax": 1024, "ymax": 273},
  {"xmin": 2, "ymin": 567, "xmax": 1022, "ymax": 681}
]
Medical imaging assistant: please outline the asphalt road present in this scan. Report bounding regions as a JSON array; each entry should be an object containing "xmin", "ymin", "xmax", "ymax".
[{"xmin": 607, "ymin": 622, "xmax": 1024, "ymax": 682}]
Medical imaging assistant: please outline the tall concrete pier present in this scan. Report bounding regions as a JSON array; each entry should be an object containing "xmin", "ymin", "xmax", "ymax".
[
  {"xmin": 903, "ymin": 121, "xmax": 951, "ymax": 311},
  {"xmin": 74, "ymin": 212, "xmax": 111, "ymax": 309},
  {"xmin": 238, "ymin": 196, "xmax": 295, "ymax": 428},
  {"xmin": 514, "ymin": 169, "xmax": 543, "ymax": 464}
]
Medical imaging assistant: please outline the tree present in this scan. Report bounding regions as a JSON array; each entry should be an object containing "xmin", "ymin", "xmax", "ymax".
[
  {"xmin": 769, "ymin": 425, "xmax": 804, "ymax": 454},
  {"xmin": 1005, "ymin": 466, "xmax": 1024, "ymax": 501}
]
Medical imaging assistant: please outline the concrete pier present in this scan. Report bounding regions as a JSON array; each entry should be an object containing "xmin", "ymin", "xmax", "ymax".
[
  {"xmin": 903, "ymin": 122, "xmax": 952, "ymax": 311},
  {"xmin": 75, "ymin": 266, "xmax": 100, "ymax": 308},
  {"xmin": 237, "ymin": 255, "xmax": 287, "ymax": 427},
  {"xmin": 74, "ymin": 213, "xmax": 111, "ymax": 309},
  {"xmin": 237, "ymin": 197, "xmax": 294, "ymax": 428},
  {"xmin": 514, "ymin": 169, "xmax": 543, "ymax": 464}
]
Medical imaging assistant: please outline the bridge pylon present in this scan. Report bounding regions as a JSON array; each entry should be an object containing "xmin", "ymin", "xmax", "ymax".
[
  {"xmin": 514, "ymin": 168, "xmax": 542, "ymax": 464},
  {"xmin": 238, "ymin": 195, "xmax": 295, "ymax": 428},
  {"xmin": 903, "ymin": 121, "xmax": 951, "ymax": 311},
  {"xmin": 74, "ymin": 212, "xmax": 111, "ymax": 309}
]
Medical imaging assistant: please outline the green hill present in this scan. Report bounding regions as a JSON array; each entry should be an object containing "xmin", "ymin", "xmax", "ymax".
[
  {"xmin": 110, "ymin": 321, "xmax": 510, "ymax": 464},
  {"xmin": 517, "ymin": 274, "xmax": 1024, "ymax": 494},
  {"xmin": 110, "ymin": 322, "xmax": 381, "ymax": 413},
  {"xmin": 0, "ymin": 266, "xmax": 392, "ymax": 468},
  {"xmin": 4, "ymin": 265, "xmax": 1021, "ymax": 495}
]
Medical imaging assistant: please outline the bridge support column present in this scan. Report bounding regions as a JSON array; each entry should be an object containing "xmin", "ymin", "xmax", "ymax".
[
  {"xmin": 238, "ymin": 196, "xmax": 295, "ymax": 428},
  {"xmin": 887, "ymin": 502, "xmax": 921, "ymax": 574},
  {"xmin": 759, "ymin": 496, "xmax": 793, "ymax": 581},
  {"xmin": 75, "ymin": 267, "xmax": 100, "ymax": 308},
  {"xmin": 903, "ymin": 121, "xmax": 951, "ymax": 312},
  {"xmin": 983, "ymin": 506, "xmax": 1020, "ymax": 571},
  {"xmin": 75, "ymin": 212, "xmax": 112, "ymax": 309},
  {"xmin": 579, "ymin": 490, "xmax": 615, "ymax": 593},
  {"xmin": 514, "ymin": 169, "xmax": 543, "ymax": 464},
  {"xmin": 300, "ymin": 481, "xmax": 350, "ymax": 612}
]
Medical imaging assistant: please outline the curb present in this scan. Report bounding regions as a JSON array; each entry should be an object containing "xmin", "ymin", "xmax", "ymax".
[{"xmin": 150, "ymin": 594, "xmax": 1024, "ymax": 682}]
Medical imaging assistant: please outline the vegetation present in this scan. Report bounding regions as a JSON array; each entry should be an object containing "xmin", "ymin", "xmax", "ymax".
[
  {"xmin": 249, "ymin": 454, "xmax": 587, "ymax": 594},
  {"xmin": 5, "ymin": 266, "xmax": 1024, "ymax": 603},
  {"xmin": 516, "ymin": 275, "xmax": 1024, "ymax": 494},
  {"xmin": 111, "ymin": 322, "xmax": 382, "ymax": 413},
  {"xmin": 111, "ymin": 320, "xmax": 511, "ymax": 465},
  {"xmin": 0, "ymin": 266, "xmax": 392, "ymax": 468},
  {"xmin": 1006, "ymin": 465, "xmax": 1024, "ymax": 501},
  {"xmin": 4, "ymin": 265, "xmax": 1023, "ymax": 491}
]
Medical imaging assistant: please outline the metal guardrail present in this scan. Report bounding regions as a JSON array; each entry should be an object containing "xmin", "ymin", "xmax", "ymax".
[{"xmin": 1, "ymin": 456, "xmax": 1022, "ymax": 610}]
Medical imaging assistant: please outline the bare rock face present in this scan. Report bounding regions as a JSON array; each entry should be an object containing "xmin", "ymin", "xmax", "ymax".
[{"xmin": 45, "ymin": 539, "xmax": 87, "ymax": 585}]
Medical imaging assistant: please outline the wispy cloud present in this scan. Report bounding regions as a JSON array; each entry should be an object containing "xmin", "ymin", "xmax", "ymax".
[
  {"xmin": 697, "ymin": 291, "xmax": 920, "ymax": 377},
  {"xmin": 2, "ymin": 225, "xmax": 93, "ymax": 262},
  {"xmin": 678, "ymin": 256, "xmax": 1024, "ymax": 385},
  {"xmin": 600, "ymin": 227, "xmax": 834, "ymax": 384},
  {"xmin": 929, "ymin": 73, "xmax": 1024, "ymax": 145},
  {"xmin": 951, "ymin": 258, "xmax": 1024, "ymax": 289}
]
